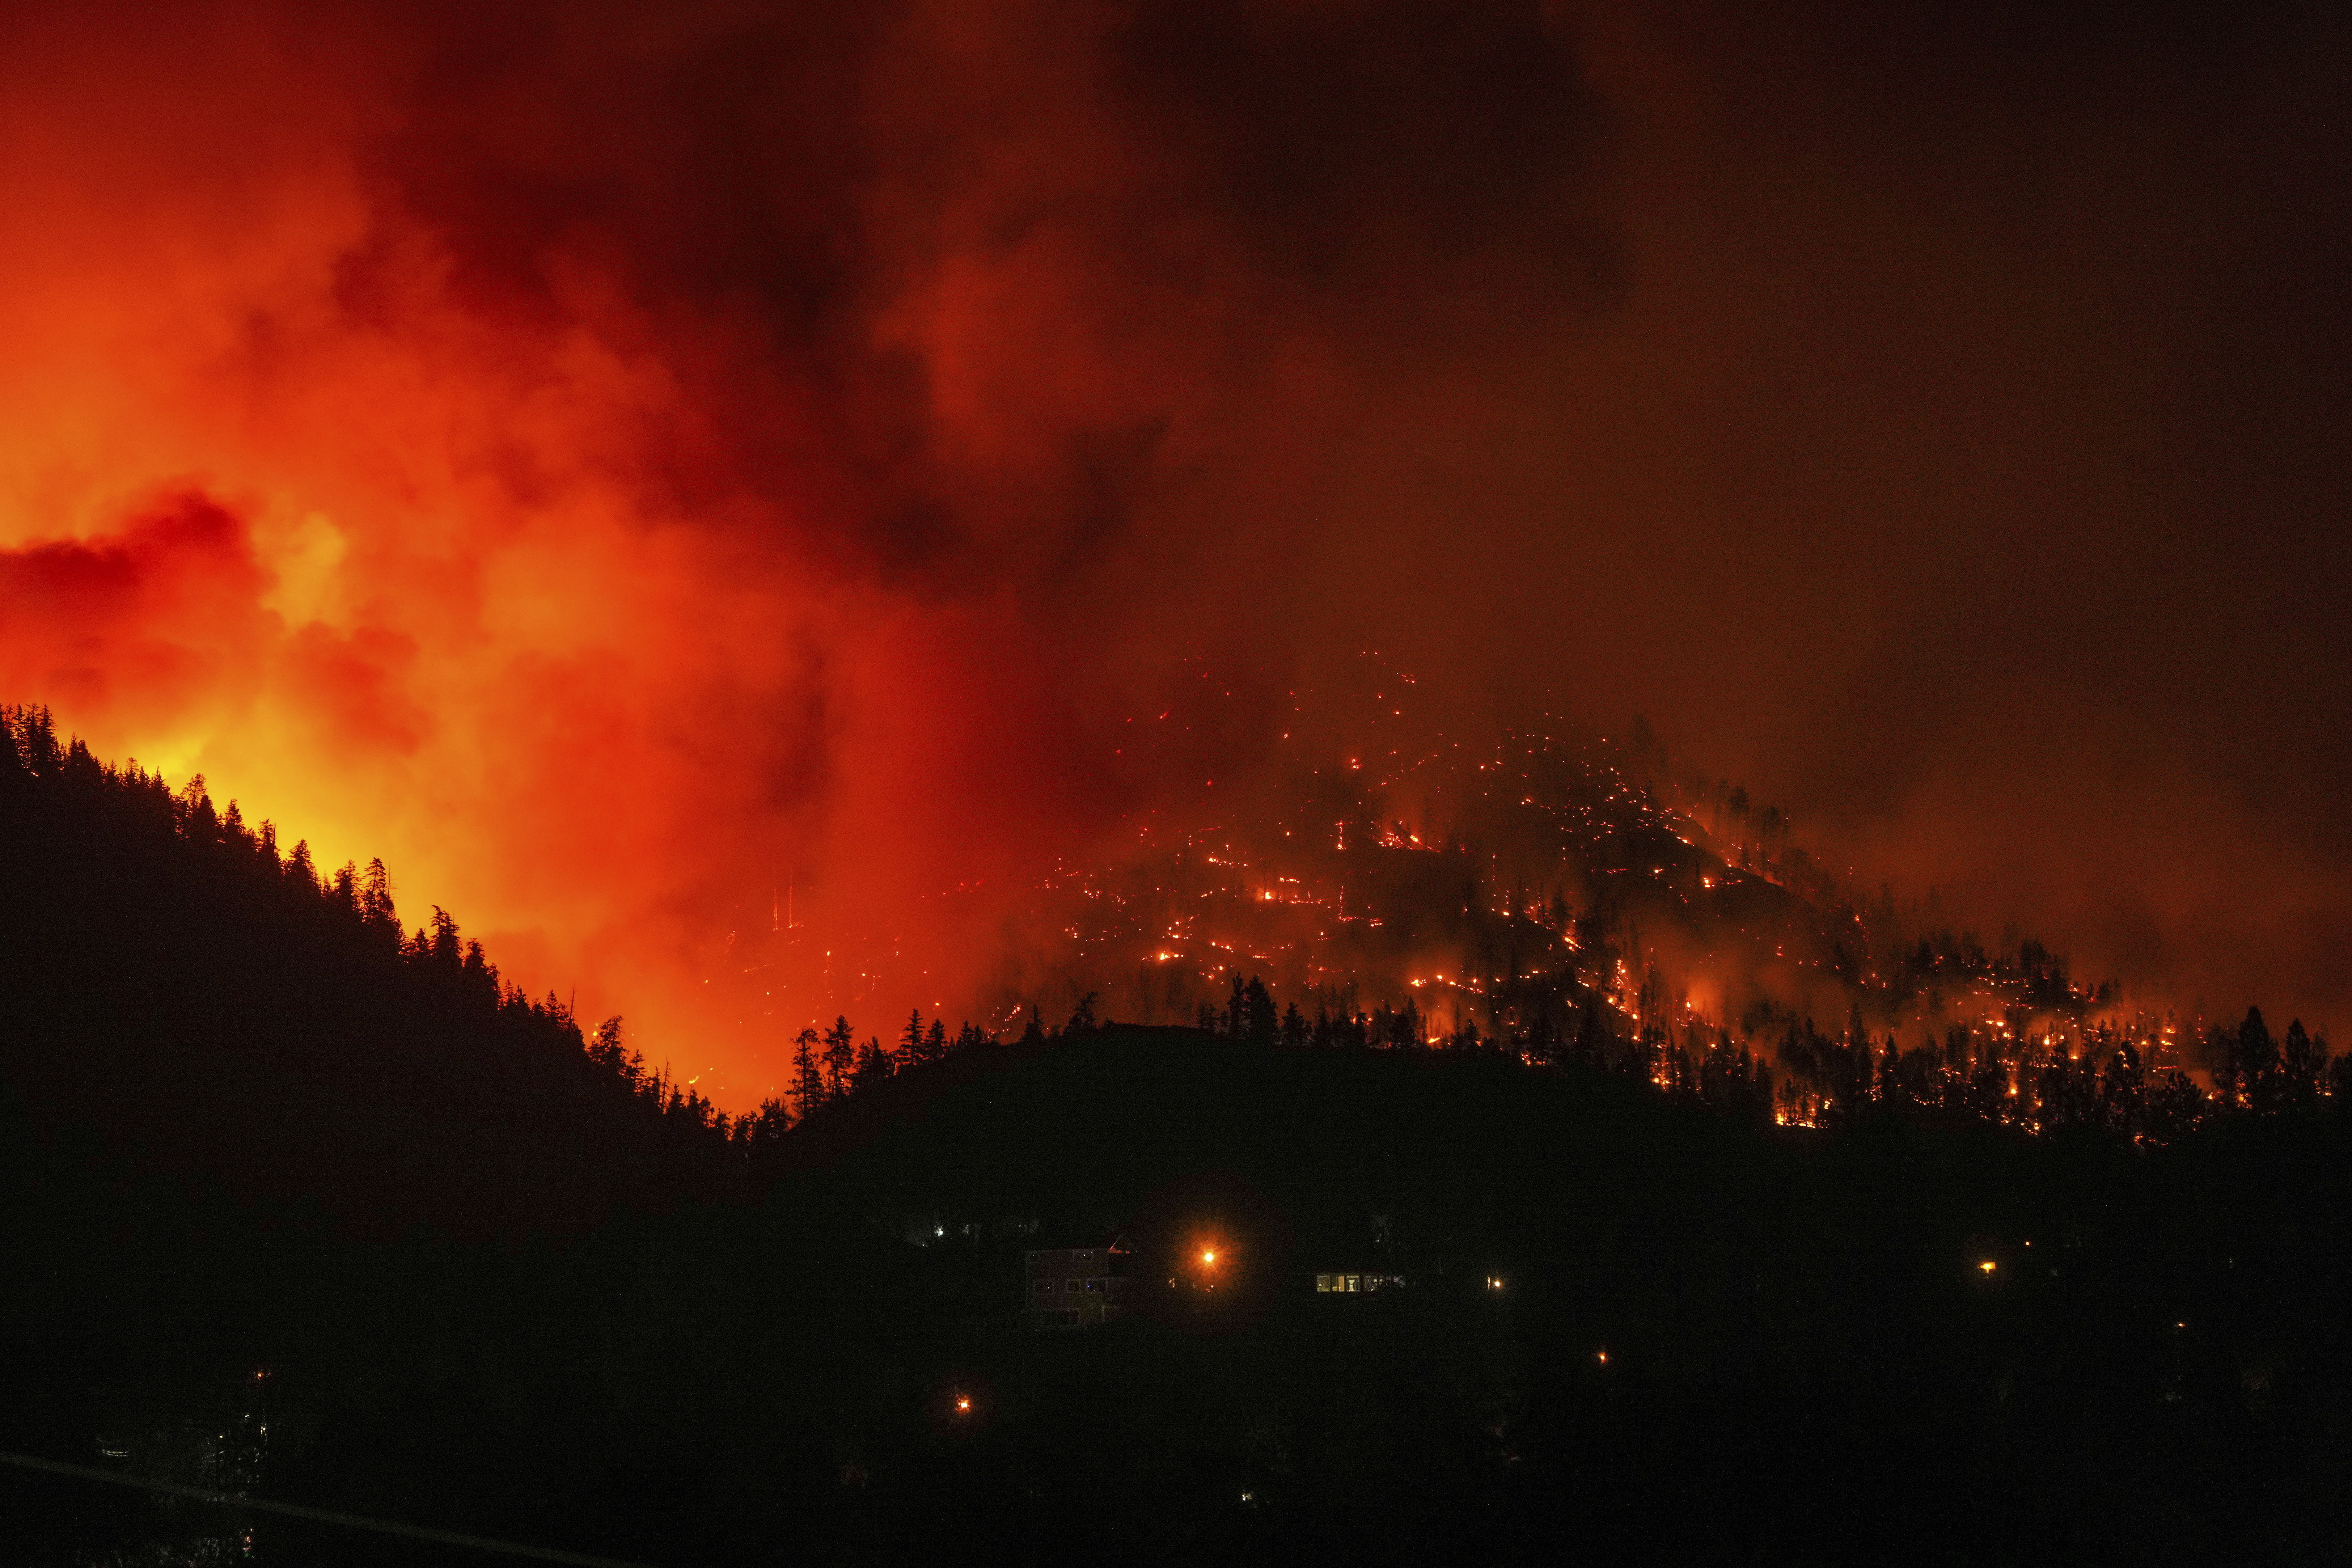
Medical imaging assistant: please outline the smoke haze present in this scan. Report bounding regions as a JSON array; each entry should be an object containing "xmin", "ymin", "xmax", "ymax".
[{"xmin": 3, "ymin": 0, "xmax": 2345, "ymax": 1099}]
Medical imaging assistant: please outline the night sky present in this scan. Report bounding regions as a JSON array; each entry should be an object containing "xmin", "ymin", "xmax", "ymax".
[{"xmin": 1, "ymin": 0, "xmax": 2344, "ymax": 1099}]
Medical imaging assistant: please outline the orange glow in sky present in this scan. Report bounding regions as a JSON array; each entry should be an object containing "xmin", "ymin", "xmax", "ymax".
[{"xmin": 4, "ymin": 1, "xmax": 2347, "ymax": 1110}]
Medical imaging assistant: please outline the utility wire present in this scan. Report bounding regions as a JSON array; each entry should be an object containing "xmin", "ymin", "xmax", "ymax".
[{"xmin": 0, "ymin": 1448, "xmax": 654, "ymax": 1567}]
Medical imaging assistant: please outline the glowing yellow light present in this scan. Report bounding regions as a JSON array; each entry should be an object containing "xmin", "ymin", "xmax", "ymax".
[
  {"xmin": 1978, "ymin": 1260, "xmax": 1997, "ymax": 1275},
  {"xmin": 1596, "ymin": 1350, "xmax": 1609, "ymax": 1365},
  {"xmin": 1202, "ymin": 1249, "xmax": 1217, "ymax": 1264},
  {"xmin": 954, "ymin": 1395, "xmax": 972, "ymax": 1414}
]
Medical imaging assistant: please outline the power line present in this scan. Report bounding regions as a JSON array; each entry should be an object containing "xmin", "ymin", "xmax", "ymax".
[{"xmin": 0, "ymin": 1449, "xmax": 654, "ymax": 1567}]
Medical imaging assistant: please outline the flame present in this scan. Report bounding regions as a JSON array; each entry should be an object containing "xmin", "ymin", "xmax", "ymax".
[
  {"xmin": 2, "ymin": 4, "xmax": 2338, "ymax": 1111},
  {"xmin": 0, "ymin": 6, "xmax": 1208, "ymax": 1103}
]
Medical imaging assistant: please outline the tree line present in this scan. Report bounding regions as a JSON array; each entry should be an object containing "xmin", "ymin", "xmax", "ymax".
[
  {"xmin": 1162, "ymin": 967, "xmax": 2338, "ymax": 1147},
  {"xmin": 9, "ymin": 698, "xmax": 2334, "ymax": 1174},
  {"xmin": 0, "ymin": 705, "xmax": 743, "ymax": 1225}
]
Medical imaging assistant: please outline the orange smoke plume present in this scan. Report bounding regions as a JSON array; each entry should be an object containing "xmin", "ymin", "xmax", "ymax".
[
  {"xmin": 5, "ymin": 0, "xmax": 2348, "ymax": 1100},
  {"xmin": 0, "ymin": 3, "xmax": 1181, "ymax": 1100}
]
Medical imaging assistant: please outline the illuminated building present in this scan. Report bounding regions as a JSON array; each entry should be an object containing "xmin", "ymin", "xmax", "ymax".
[
  {"xmin": 1314, "ymin": 1272, "xmax": 1406, "ymax": 1294},
  {"xmin": 1023, "ymin": 1235, "xmax": 1133, "ymax": 1329}
]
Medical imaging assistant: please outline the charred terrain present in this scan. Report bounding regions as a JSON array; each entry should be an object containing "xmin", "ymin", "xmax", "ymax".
[{"xmin": 4, "ymin": 707, "xmax": 2351, "ymax": 1566}]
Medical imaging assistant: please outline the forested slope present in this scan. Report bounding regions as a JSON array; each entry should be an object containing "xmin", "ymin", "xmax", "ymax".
[
  {"xmin": 0, "ymin": 705, "xmax": 745, "ymax": 1240},
  {"xmin": 5, "ymin": 705, "xmax": 2351, "ymax": 1566}
]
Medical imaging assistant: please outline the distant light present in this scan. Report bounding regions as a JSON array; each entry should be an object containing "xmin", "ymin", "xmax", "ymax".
[
  {"xmin": 1977, "ymin": 1260, "xmax": 1997, "ymax": 1275},
  {"xmin": 954, "ymin": 1395, "xmax": 972, "ymax": 1415},
  {"xmin": 1596, "ymin": 1350, "xmax": 1609, "ymax": 1365},
  {"xmin": 1202, "ymin": 1249, "xmax": 1217, "ymax": 1264}
]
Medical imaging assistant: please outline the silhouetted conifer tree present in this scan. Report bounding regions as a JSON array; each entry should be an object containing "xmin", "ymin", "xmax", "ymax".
[
  {"xmin": 790, "ymin": 1028, "xmax": 826, "ymax": 1120},
  {"xmin": 853, "ymin": 1035, "xmax": 892, "ymax": 1093},
  {"xmin": 740, "ymin": 1096, "xmax": 791, "ymax": 1150},
  {"xmin": 1239, "ymin": 977, "xmax": 1276, "ymax": 1044},
  {"xmin": 821, "ymin": 1017, "xmax": 856, "ymax": 1099},
  {"xmin": 2232, "ymin": 1007, "xmax": 2283, "ymax": 1115},
  {"xmin": 359, "ymin": 857, "xmax": 397, "ymax": 937},
  {"xmin": 588, "ymin": 1016, "xmax": 628, "ymax": 1074},
  {"xmin": 2102, "ymin": 1037, "xmax": 2148, "ymax": 1133},
  {"xmin": 2281, "ymin": 1019, "xmax": 2327, "ymax": 1112},
  {"xmin": 2147, "ymin": 1069, "xmax": 2207, "ymax": 1143},
  {"xmin": 1523, "ymin": 1011, "xmax": 1561, "ymax": 1066}
]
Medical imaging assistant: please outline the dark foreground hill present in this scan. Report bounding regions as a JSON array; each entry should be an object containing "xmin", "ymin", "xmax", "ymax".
[
  {"xmin": 10, "ymin": 1020, "xmax": 2351, "ymax": 1565},
  {"xmin": 771, "ymin": 1030, "xmax": 2352, "ymax": 1566},
  {"xmin": 0, "ymin": 706, "xmax": 749, "ymax": 1239},
  {"xmin": 4, "ymin": 710, "xmax": 2351, "ymax": 1565}
]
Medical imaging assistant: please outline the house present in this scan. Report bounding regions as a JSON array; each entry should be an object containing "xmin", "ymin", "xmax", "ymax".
[
  {"xmin": 1312, "ymin": 1212, "xmax": 1403, "ymax": 1294},
  {"xmin": 1023, "ymin": 1235, "xmax": 1132, "ymax": 1328},
  {"xmin": 1313, "ymin": 1271, "xmax": 1406, "ymax": 1294}
]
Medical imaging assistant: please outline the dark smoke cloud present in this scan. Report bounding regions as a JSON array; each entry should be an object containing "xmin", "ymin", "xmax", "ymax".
[
  {"xmin": 0, "ymin": 0, "xmax": 2344, "ymax": 1098},
  {"xmin": 1116, "ymin": 1, "xmax": 1620, "ymax": 296}
]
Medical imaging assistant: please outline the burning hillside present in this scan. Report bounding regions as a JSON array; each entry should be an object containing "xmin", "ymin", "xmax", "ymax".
[
  {"xmin": 1, "ymin": 0, "xmax": 2340, "ymax": 1107},
  {"xmin": 680, "ymin": 653, "xmax": 2200, "ymax": 1117}
]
